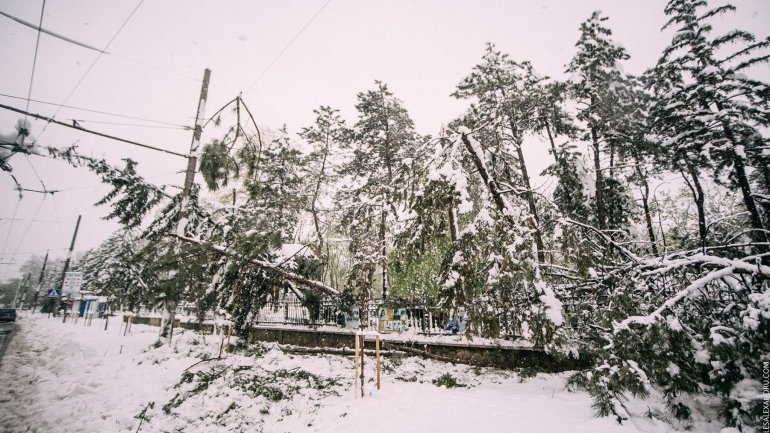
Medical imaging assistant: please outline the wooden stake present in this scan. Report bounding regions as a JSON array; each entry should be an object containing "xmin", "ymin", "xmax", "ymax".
[
  {"xmin": 354, "ymin": 334, "xmax": 359, "ymax": 398},
  {"xmin": 376, "ymin": 335, "xmax": 381, "ymax": 390},
  {"xmin": 360, "ymin": 335, "xmax": 365, "ymax": 398},
  {"xmin": 226, "ymin": 324, "xmax": 232, "ymax": 353}
]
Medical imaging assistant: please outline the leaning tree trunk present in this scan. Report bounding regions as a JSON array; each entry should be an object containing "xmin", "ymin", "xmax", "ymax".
[
  {"xmin": 511, "ymin": 133, "xmax": 546, "ymax": 263},
  {"xmin": 640, "ymin": 181, "xmax": 659, "ymax": 256},
  {"xmin": 681, "ymin": 166, "xmax": 707, "ymax": 251},
  {"xmin": 713, "ymin": 103, "xmax": 769, "ymax": 261}
]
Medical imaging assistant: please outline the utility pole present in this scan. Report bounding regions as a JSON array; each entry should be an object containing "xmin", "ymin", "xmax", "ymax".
[
  {"xmin": 12, "ymin": 274, "xmax": 27, "ymax": 308},
  {"xmin": 17, "ymin": 273, "xmax": 32, "ymax": 309},
  {"xmin": 160, "ymin": 68, "xmax": 211, "ymax": 340},
  {"xmin": 179, "ymin": 68, "xmax": 211, "ymax": 225},
  {"xmin": 31, "ymin": 250, "xmax": 48, "ymax": 313},
  {"xmin": 53, "ymin": 215, "xmax": 81, "ymax": 317}
]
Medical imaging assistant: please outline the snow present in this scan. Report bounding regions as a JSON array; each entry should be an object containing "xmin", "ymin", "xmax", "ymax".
[{"xmin": 0, "ymin": 313, "xmax": 728, "ymax": 432}]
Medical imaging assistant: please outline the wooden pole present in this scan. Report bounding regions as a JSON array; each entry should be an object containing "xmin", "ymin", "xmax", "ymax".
[
  {"xmin": 360, "ymin": 335, "xmax": 365, "ymax": 398},
  {"xmin": 354, "ymin": 334, "xmax": 359, "ymax": 398},
  {"xmin": 226, "ymin": 324, "xmax": 232, "ymax": 353},
  {"xmin": 376, "ymin": 335, "xmax": 381, "ymax": 390}
]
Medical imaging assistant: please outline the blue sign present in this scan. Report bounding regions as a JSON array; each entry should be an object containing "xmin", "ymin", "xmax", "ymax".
[{"xmin": 47, "ymin": 289, "xmax": 60, "ymax": 298}]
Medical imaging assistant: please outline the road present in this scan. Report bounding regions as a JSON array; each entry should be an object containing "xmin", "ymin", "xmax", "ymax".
[{"xmin": 0, "ymin": 321, "xmax": 17, "ymax": 363}]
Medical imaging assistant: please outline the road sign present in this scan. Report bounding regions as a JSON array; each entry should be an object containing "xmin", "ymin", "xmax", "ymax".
[{"xmin": 47, "ymin": 289, "xmax": 60, "ymax": 298}]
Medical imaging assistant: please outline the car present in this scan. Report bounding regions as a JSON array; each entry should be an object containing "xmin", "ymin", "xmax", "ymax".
[{"xmin": 0, "ymin": 308, "xmax": 16, "ymax": 322}]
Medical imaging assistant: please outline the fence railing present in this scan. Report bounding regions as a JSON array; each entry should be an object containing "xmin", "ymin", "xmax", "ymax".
[{"xmin": 129, "ymin": 299, "xmax": 588, "ymax": 338}]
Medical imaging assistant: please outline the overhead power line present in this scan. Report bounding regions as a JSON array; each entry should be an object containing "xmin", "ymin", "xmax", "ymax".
[
  {"xmin": 24, "ymin": 0, "xmax": 46, "ymax": 116},
  {"xmin": 0, "ymin": 9, "xmax": 106, "ymax": 53},
  {"xmin": 0, "ymin": 103, "xmax": 189, "ymax": 158},
  {"xmin": 0, "ymin": 93, "xmax": 189, "ymax": 128},
  {"xmin": 244, "ymin": 0, "xmax": 333, "ymax": 94},
  {"xmin": 38, "ymin": 0, "xmax": 146, "ymax": 139}
]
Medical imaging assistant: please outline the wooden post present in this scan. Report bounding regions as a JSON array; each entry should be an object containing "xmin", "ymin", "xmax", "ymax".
[
  {"xmin": 104, "ymin": 316, "xmax": 109, "ymax": 331},
  {"xmin": 360, "ymin": 335, "xmax": 365, "ymax": 398},
  {"xmin": 226, "ymin": 324, "xmax": 232, "ymax": 353},
  {"xmin": 354, "ymin": 334, "xmax": 359, "ymax": 398},
  {"xmin": 376, "ymin": 335, "xmax": 381, "ymax": 390}
]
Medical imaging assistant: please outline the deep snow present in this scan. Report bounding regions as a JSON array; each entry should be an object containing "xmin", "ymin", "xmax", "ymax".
[{"xmin": 0, "ymin": 312, "xmax": 727, "ymax": 433}]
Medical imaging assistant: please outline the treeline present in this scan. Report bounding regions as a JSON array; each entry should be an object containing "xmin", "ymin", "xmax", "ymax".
[{"xmin": 68, "ymin": 0, "xmax": 768, "ymax": 429}]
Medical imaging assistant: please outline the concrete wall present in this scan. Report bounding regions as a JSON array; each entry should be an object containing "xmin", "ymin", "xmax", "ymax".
[{"xmin": 127, "ymin": 316, "xmax": 585, "ymax": 372}]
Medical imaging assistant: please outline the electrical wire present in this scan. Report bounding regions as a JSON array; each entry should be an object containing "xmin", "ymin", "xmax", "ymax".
[
  {"xmin": 0, "ymin": 93, "xmax": 189, "ymax": 128},
  {"xmin": 73, "ymin": 119, "xmax": 187, "ymax": 130},
  {"xmin": 38, "ymin": 0, "xmax": 146, "ymax": 139},
  {"xmin": 0, "ymin": 103, "xmax": 189, "ymax": 158},
  {"xmin": 0, "ymin": 195, "xmax": 46, "ymax": 278},
  {"xmin": 0, "ymin": 9, "xmax": 105, "ymax": 53},
  {"xmin": 24, "ymin": 0, "xmax": 46, "ymax": 116},
  {"xmin": 244, "ymin": 0, "xmax": 333, "ymax": 94},
  {"xmin": 0, "ymin": 197, "xmax": 22, "ymax": 263},
  {"xmin": 7, "ymin": 194, "xmax": 47, "ymax": 265},
  {"xmin": 24, "ymin": 154, "xmax": 47, "ymax": 192}
]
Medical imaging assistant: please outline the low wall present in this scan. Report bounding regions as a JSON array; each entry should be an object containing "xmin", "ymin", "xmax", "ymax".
[{"xmin": 126, "ymin": 316, "xmax": 584, "ymax": 372}]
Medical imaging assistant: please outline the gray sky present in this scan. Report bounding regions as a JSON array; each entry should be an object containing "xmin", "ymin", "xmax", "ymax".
[{"xmin": 1, "ymin": 0, "xmax": 768, "ymax": 281}]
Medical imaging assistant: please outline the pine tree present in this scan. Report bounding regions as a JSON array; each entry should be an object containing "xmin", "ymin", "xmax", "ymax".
[
  {"xmin": 80, "ymin": 230, "xmax": 145, "ymax": 311},
  {"xmin": 299, "ymin": 106, "xmax": 349, "ymax": 257},
  {"xmin": 649, "ymin": 0, "xmax": 770, "ymax": 256},
  {"xmin": 566, "ymin": 11, "xmax": 634, "ymax": 231},
  {"xmin": 452, "ymin": 43, "xmax": 548, "ymax": 262},
  {"xmin": 338, "ymin": 81, "xmax": 420, "ymax": 303}
]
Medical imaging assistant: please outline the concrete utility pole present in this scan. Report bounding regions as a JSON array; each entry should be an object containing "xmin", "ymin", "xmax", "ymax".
[
  {"xmin": 31, "ymin": 250, "xmax": 48, "ymax": 313},
  {"xmin": 12, "ymin": 274, "xmax": 28, "ymax": 308},
  {"xmin": 179, "ymin": 68, "xmax": 211, "ymax": 224},
  {"xmin": 16, "ymin": 273, "xmax": 32, "ymax": 309},
  {"xmin": 53, "ymin": 215, "xmax": 81, "ymax": 317},
  {"xmin": 160, "ymin": 68, "xmax": 211, "ymax": 340}
]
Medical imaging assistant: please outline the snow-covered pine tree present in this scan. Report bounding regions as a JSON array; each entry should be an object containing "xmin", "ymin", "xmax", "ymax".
[
  {"xmin": 604, "ymin": 75, "xmax": 663, "ymax": 254},
  {"xmin": 452, "ymin": 44, "xmax": 548, "ymax": 263},
  {"xmin": 649, "ymin": 0, "xmax": 770, "ymax": 256},
  {"xmin": 337, "ymin": 81, "xmax": 420, "ymax": 305},
  {"xmin": 80, "ymin": 230, "xmax": 145, "ymax": 311},
  {"xmin": 566, "ymin": 11, "xmax": 635, "ymax": 232},
  {"xmin": 298, "ymin": 106, "xmax": 349, "ymax": 259},
  {"xmin": 198, "ymin": 119, "xmax": 316, "ymax": 333}
]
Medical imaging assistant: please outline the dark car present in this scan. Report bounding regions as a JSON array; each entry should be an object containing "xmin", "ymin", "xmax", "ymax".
[{"xmin": 0, "ymin": 308, "xmax": 16, "ymax": 322}]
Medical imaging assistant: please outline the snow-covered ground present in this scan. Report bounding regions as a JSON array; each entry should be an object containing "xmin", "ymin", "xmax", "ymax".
[{"xmin": 0, "ymin": 313, "xmax": 725, "ymax": 433}]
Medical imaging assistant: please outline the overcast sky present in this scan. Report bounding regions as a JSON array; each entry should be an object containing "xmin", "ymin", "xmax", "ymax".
[{"xmin": 1, "ymin": 0, "xmax": 768, "ymax": 281}]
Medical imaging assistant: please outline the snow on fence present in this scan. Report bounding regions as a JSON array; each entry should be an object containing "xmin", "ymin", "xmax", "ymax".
[{"xmin": 130, "ymin": 300, "xmax": 579, "ymax": 338}]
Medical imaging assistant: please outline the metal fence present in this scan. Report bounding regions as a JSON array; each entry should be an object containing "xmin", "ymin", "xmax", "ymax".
[{"xmin": 132, "ymin": 301, "xmax": 530, "ymax": 337}]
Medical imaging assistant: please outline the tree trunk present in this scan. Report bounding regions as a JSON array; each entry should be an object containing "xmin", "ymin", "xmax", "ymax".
[
  {"xmin": 447, "ymin": 205, "xmax": 464, "ymax": 304},
  {"xmin": 513, "ymin": 138, "xmax": 546, "ymax": 263},
  {"xmin": 681, "ymin": 167, "xmax": 707, "ymax": 250},
  {"xmin": 731, "ymin": 152, "xmax": 770, "ymax": 261},
  {"xmin": 591, "ymin": 125, "xmax": 606, "ymax": 229},
  {"xmin": 460, "ymin": 134, "xmax": 514, "ymax": 227},
  {"xmin": 160, "ymin": 299, "xmax": 177, "ymax": 340},
  {"xmin": 380, "ymin": 198, "xmax": 388, "ymax": 301},
  {"xmin": 713, "ymin": 103, "xmax": 769, "ymax": 258},
  {"xmin": 640, "ymin": 181, "xmax": 659, "ymax": 256}
]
